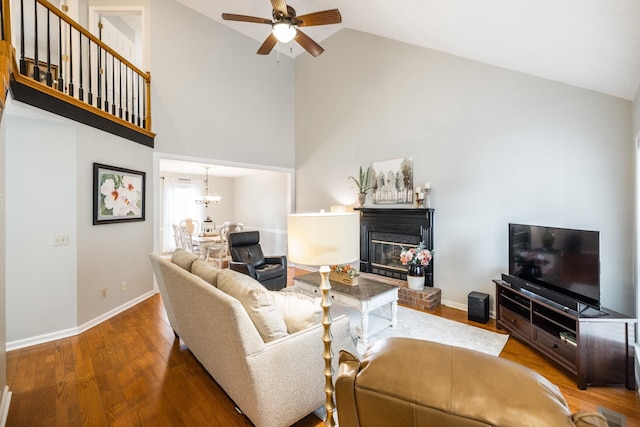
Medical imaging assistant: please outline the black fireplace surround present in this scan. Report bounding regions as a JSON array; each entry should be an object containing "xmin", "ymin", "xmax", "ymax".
[{"xmin": 355, "ymin": 208, "xmax": 434, "ymax": 287}]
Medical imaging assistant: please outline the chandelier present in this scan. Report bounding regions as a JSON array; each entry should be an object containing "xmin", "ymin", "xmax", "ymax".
[{"xmin": 195, "ymin": 166, "xmax": 221, "ymax": 206}]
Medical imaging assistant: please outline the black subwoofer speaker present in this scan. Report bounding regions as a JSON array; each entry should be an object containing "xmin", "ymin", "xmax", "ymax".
[{"xmin": 468, "ymin": 291, "xmax": 489, "ymax": 323}]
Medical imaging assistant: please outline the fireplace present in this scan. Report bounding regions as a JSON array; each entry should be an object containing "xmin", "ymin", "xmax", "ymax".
[{"xmin": 356, "ymin": 208, "xmax": 434, "ymax": 287}]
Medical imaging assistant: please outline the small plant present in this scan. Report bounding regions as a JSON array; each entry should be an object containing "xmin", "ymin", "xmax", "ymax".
[{"xmin": 348, "ymin": 166, "xmax": 372, "ymax": 193}]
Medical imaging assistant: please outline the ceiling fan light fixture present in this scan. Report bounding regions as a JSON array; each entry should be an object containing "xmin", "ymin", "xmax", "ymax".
[{"xmin": 272, "ymin": 22, "xmax": 296, "ymax": 43}]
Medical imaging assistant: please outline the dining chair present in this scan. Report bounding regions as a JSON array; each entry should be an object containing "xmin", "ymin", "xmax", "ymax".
[
  {"xmin": 179, "ymin": 218, "xmax": 200, "ymax": 235},
  {"xmin": 172, "ymin": 224, "xmax": 184, "ymax": 249},
  {"xmin": 180, "ymin": 225, "xmax": 204, "ymax": 258},
  {"xmin": 206, "ymin": 223, "xmax": 244, "ymax": 268}
]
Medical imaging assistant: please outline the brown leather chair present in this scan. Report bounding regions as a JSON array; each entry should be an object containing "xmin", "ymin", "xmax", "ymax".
[
  {"xmin": 335, "ymin": 337, "xmax": 608, "ymax": 427},
  {"xmin": 228, "ymin": 231, "xmax": 287, "ymax": 291}
]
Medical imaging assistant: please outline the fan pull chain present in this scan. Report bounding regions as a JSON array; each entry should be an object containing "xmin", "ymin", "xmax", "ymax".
[{"xmin": 277, "ymin": 42, "xmax": 280, "ymax": 66}]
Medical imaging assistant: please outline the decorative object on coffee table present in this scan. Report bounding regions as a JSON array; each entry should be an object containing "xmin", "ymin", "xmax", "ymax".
[
  {"xmin": 348, "ymin": 166, "xmax": 373, "ymax": 207},
  {"xmin": 329, "ymin": 264, "xmax": 359, "ymax": 286},
  {"xmin": 287, "ymin": 212, "xmax": 359, "ymax": 427},
  {"xmin": 400, "ymin": 241, "xmax": 433, "ymax": 291}
]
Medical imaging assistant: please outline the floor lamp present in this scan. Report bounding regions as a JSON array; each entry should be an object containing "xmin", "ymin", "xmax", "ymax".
[{"xmin": 287, "ymin": 212, "xmax": 360, "ymax": 427}]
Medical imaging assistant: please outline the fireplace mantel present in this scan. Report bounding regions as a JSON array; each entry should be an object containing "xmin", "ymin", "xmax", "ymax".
[{"xmin": 355, "ymin": 208, "xmax": 434, "ymax": 286}]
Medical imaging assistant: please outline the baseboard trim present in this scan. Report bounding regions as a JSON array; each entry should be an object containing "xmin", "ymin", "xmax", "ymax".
[
  {"xmin": 6, "ymin": 291, "xmax": 158, "ymax": 351},
  {"xmin": 0, "ymin": 386, "xmax": 12, "ymax": 427}
]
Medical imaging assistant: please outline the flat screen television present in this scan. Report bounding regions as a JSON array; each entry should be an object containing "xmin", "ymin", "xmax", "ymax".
[{"xmin": 507, "ymin": 223, "xmax": 600, "ymax": 310}]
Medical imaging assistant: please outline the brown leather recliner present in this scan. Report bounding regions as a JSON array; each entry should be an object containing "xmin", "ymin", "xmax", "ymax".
[{"xmin": 335, "ymin": 337, "xmax": 608, "ymax": 427}]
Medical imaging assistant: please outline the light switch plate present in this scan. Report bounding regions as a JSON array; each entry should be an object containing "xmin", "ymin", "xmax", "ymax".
[{"xmin": 53, "ymin": 234, "xmax": 69, "ymax": 246}]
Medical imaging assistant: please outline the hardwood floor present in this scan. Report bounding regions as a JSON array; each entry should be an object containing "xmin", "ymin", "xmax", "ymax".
[{"xmin": 6, "ymin": 269, "xmax": 640, "ymax": 426}]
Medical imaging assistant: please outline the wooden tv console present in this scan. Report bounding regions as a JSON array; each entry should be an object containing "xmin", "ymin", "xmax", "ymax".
[{"xmin": 494, "ymin": 279, "xmax": 636, "ymax": 390}]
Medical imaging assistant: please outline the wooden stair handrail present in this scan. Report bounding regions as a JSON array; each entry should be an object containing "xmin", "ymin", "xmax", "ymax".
[{"xmin": 0, "ymin": 0, "xmax": 154, "ymax": 142}]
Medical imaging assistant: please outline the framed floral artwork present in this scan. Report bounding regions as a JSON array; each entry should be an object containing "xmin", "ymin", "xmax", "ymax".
[{"xmin": 93, "ymin": 163, "xmax": 145, "ymax": 225}]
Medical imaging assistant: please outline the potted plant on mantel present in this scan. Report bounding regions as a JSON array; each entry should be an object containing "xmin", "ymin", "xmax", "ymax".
[{"xmin": 349, "ymin": 166, "xmax": 373, "ymax": 207}]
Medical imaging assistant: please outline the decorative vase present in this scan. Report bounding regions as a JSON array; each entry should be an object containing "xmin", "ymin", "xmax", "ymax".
[
  {"xmin": 357, "ymin": 192, "xmax": 367, "ymax": 207},
  {"xmin": 406, "ymin": 264, "xmax": 425, "ymax": 290}
]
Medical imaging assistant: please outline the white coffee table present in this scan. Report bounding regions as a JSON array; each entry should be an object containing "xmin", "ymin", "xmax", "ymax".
[{"xmin": 294, "ymin": 272, "xmax": 398, "ymax": 352}]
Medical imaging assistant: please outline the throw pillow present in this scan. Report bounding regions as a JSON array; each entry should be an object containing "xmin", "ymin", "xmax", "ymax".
[
  {"xmin": 217, "ymin": 269, "xmax": 288, "ymax": 342},
  {"xmin": 271, "ymin": 291, "xmax": 322, "ymax": 333},
  {"xmin": 171, "ymin": 249, "xmax": 199, "ymax": 272},
  {"xmin": 191, "ymin": 260, "xmax": 220, "ymax": 287}
]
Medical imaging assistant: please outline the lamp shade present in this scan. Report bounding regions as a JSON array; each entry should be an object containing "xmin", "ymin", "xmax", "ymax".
[{"xmin": 288, "ymin": 212, "xmax": 359, "ymax": 266}]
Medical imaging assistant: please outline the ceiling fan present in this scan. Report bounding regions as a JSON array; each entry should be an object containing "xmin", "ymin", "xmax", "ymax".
[{"xmin": 222, "ymin": 0, "xmax": 342, "ymax": 57}]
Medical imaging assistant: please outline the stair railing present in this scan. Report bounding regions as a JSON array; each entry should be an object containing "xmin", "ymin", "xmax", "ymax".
[{"xmin": 1, "ymin": 0, "xmax": 152, "ymax": 134}]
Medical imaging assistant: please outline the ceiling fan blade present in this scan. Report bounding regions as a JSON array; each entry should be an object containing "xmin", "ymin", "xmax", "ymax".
[
  {"xmin": 270, "ymin": 0, "xmax": 288, "ymax": 17},
  {"xmin": 295, "ymin": 29, "xmax": 324, "ymax": 57},
  {"xmin": 221, "ymin": 13, "xmax": 272, "ymax": 24},
  {"xmin": 296, "ymin": 9, "xmax": 342, "ymax": 27},
  {"xmin": 257, "ymin": 33, "xmax": 279, "ymax": 55}
]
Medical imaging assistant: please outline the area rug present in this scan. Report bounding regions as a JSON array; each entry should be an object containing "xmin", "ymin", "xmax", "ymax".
[{"xmin": 332, "ymin": 304, "xmax": 509, "ymax": 357}]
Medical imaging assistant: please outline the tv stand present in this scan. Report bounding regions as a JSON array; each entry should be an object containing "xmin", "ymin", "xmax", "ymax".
[{"xmin": 494, "ymin": 279, "xmax": 636, "ymax": 390}]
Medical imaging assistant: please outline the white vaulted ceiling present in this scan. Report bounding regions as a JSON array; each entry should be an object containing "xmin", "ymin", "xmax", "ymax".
[{"xmin": 177, "ymin": 0, "xmax": 640, "ymax": 100}]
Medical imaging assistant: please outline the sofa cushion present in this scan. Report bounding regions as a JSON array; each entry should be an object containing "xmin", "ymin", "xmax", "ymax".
[
  {"xmin": 191, "ymin": 260, "xmax": 220, "ymax": 287},
  {"xmin": 271, "ymin": 291, "xmax": 322, "ymax": 333},
  {"xmin": 217, "ymin": 269, "xmax": 288, "ymax": 342},
  {"xmin": 171, "ymin": 249, "xmax": 199, "ymax": 272}
]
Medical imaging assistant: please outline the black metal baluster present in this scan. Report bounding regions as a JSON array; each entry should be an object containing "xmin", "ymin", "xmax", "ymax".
[
  {"xmin": 142, "ymin": 76, "xmax": 147, "ymax": 129},
  {"xmin": 111, "ymin": 54, "xmax": 115, "ymax": 115},
  {"xmin": 33, "ymin": 0, "xmax": 39, "ymax": 82},
  {"xmin": 130, "ymin": 71, "xmax": 135, "ymax": 124},
  {"xmin": 68, "ymin": 22, "xmax": 73, "ymax": 96},
  {"xmin": 118, "ymin": 59, "xmax": 122, "ymax": 118},
  {"xmin": 97, "ymin": 23, "xmax": 103, "ymax": 109},
  {"xmin": 88, "ymin": 41, "xmax": 93, "ymax": 105},
  {"xmin": 125, "ymin": 66, "xmax": 129, "ymax": 122},
  {"xmin": 45, "ymin": 9, "xmax": 52, "ymax": 86},
  {"xmin": 78, "ymin": 33, "xmax": 83, "ymax": 101},
  {"xmin": 104, "ymin": 52, "xmax": 109, "ymax": 112},
  {"xmin": 19, "ymin": 0, "xmax": 26, "ymax": 73},
  {"xmin": 57, "ymin": 16, "xmax": 63, "ymax": 91},
  {"xmin": 137, "ymin": 74, "xmax": 141, "ymax": 126}
]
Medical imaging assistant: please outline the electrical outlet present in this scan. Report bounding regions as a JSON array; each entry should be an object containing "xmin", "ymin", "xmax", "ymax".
[
  {"xmin": 53, "ymin": 234, "xmax": 69, "ymax": 246},
  {"xmin": 121, "ymin": 281, "xmax": 126, "ymax": 291},
  {"xmin": 101, "ymin": 288, "xmax": 107, "ymax": 299}
]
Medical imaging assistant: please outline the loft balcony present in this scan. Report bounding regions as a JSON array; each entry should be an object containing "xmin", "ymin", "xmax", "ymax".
[{"xmin": 0, "ymin": 0, "xmax": 154, "ymax": 147}]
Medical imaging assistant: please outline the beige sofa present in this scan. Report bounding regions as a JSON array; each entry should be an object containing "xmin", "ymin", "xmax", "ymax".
[
  {"xmin": 149, "ymin": 250, "xmax": 356, "ymax": 427},
  {"xmin": 335, "ymin": 337, "xmax": 608, "ymax": 427}
]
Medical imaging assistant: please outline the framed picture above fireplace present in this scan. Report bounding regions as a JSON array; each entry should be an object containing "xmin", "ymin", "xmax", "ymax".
[{"xmin": 371, "ymin": 157, "xmax": 413, "ymax": 204}]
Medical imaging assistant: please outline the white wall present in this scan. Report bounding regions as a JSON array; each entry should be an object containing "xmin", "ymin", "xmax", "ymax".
[
  {"xmin": 75, "ymin": 123, "xmax": 153, "ymax": 325},
  {"xmin": 5, "ymin": 109, "xmax": 78, "ymax": 342},
  {"xmin": 149, "ymin": 0, "xmax": 295, "ymax": 170},
  {"xmin": 4, "ymin": 99, "xmax": 154, "ymax": 343},
  {"xmin": 295, "ymin": 30, "xmax": 635, "ymax": 315},
  {"xmin": 233, "ymin": 171, "xmax": 292, "ymax": 255}
]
